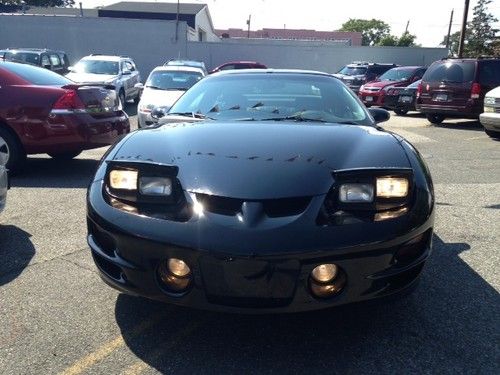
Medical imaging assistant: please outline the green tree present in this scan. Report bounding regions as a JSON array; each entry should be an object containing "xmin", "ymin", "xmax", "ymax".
[
  {"xmin": 340, "ymin": 18, "xmax": 390, "ymax": 46},
  {"xmin": 440, "ymin": 0, "xmax": 497, "ymax": 57},
  {"xmin": 377, "ymin": 32, "xmax": 417, "ymax": 47},
  {"xmin": 0, "ymin": 0, "xmax": 74, "ymax": 7},
  {"xmin": 467, "ymin": 0, "xmax": 498, "ymax": 56},
  {"xmin": 377, "ymin": 34, "xmax": 399, "ymax": 46}
]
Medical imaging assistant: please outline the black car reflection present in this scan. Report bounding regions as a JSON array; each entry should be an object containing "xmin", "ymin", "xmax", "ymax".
[
  {"xmin": 87, "ymin": 70, "xmax": 434, "ymax": 313},
  {"xmin": 385, "ymin": 79, "xmax": 421, "ymax": 115}
]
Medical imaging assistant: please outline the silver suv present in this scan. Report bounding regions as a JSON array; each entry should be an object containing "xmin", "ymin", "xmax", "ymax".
[{"xmin": 66, "ymin": 54, "xmax": 141, "ymax": 107}]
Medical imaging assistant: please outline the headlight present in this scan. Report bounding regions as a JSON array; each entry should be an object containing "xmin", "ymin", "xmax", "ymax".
[
  {"xmin": 339, "ymin": 183, "xmax": 374, "ymax": 203},
  {"xmin": 359, "ymin": 85, "xmax": 365, "ymax": 91},
  {"xmin": 109, "ymin": 170, "xmax": 138, "ymax": 190},
  {"xmin": 376, "ymin": 177, "xmax": 409, "ymax": 198},
  {"xmin": 139, "ymin": 177, "xmax": 172, "ymax": 196},
  {"xmin": 139, "ymin": 103, "xmax": 155, "ymax": 113}
]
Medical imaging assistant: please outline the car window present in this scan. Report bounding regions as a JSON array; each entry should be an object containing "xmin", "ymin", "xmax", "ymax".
[
  {"xmin": 338, "ymin": 66, "xmax": 367, "ymax": 76},
  {"xmin": 146, "ymin": 70, "xmax": 203, "ymax": 90},
  {"xmin": 41, "ymin": 55, "xmax": 50, "ymax": 67},
  {"xmin": 124, "ymin": 61, "xmax": 135, "ymax": 71},
  {"xmin": 414, "ymin": 68, "xmax": 426, "ymax": 79},
  {"xmin": 424, "ymin": 61, "xmax": 475, "ymax": 83},
  {"xmin": 5, "ymin": 51, "xmax": 40, "ymax": 65},
  {"xmin": 3, "ymin": 61, "xmax": 72, "ymax": 85},
  {"xmin": 169, "ymin": 73, "xmax": 370, "ymax": 124},
  {"xmin": 379, "ymin": 68, "xmax": 414, "ymax": 81},
  {"xmin": 73, "ymin": 60, "xmax": 119, "ymax": 75},
  {"xmin": 49, "ymin": 54, "xmax": 61, "ymax": 67},
  {"xmin": 219, "ymin": 64, "xmax": 235, "ymax": 71},
  {"xmin": 478, "ymin": 61, "xmax": 500, "ymax": 86}
]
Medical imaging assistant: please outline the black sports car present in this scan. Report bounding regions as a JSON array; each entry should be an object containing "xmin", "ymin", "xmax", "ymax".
[
  {"xmin": 87, "ymin": 70, "xmax": 434, "ymax": 313},
  {"xmin": 384, "ymin": 79, "xmax": 421, "ymax": 115}
]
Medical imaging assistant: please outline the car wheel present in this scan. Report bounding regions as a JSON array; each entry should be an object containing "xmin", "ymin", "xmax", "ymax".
[
  {"xmin": 485, "ymin": 129, "xmax": 500, "ymax": 139},
  {"xmin": 0, "ymin": 126, "xmax": 26, "ymax": 173},
  {"xmin": 394, "ymin": 108, "xmax": 409, "ymax": 116},
  {"xmin": 119, "ymin": 90, "xmax": 126, "ymax": 109},
  {"xmin": 48, "ymin": 151, "xmax": 82, "ymax": 160},
  {"xmin": 426, "ymin": 114, "xmax": 445, "ymax": 124}
]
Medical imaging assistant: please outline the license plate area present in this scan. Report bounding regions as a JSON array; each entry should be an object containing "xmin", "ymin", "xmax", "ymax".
[
  {"xmin": 199, "ymin": 256, "xmax": 300, "ymax": 307},
  {"xmin": 433, "ymin": 93, "xmax": 448, "ymax": 102},
  {"xmin": 399, "ymin": 95, "xmax": 413, "ymax": 103},
  {"xmin": 365, "ymin": 96, "xmax": 373, "ymax": 102}
]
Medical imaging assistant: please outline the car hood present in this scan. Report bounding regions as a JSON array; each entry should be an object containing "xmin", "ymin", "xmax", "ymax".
[
  {"xmin": 365, "ymin": 80, "xmax": 409, "ymax": 88},
  {"xmin": 66, "ymin": 72, "xmax": 117, "ymax": 83},
  {"xmin": 140, "ymin": 88, "xmax": 185, "ymax": 108},
  {"xmin": 113, "ymin": 122, "xmax": 410, "ymax": 199},
  {"xmin": 486, "ymin": 86, "xmax": 500, "ymax": 97}
]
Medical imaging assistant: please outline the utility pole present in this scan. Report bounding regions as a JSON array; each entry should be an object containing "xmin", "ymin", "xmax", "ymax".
[
  {"xmin": 175, "ymin": 0, "xmax": 180, "ymax": 42},
  {"xmin": 446, "ymin": 9, "xmax": 454, "ymax": 50},
  {"xmin": 246, "ymin": 15, "xmax": 251, "ymax": 38},
  {"xmin": 405, "ymin": 20, "xmax": 410, "ymax": 33},
  {"xmin": 458, "ymin": 0, "xmax": 470, "ymax": 57}
]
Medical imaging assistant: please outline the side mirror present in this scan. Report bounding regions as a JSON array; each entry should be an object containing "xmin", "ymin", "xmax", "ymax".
[
  {"xmin": 122, "ymin": 69, "xmax": 132, "ymax": 75},
  {"xmin": 134, "ymin": 82, "xmax": 144, "ymax": 90},
  {"xmin": 369, "ymin": 108, "xmax": 390, "ymax": 124},
  {"xmin": 151, "ymin": 106, "xmax": 168, "ymax": 120}
]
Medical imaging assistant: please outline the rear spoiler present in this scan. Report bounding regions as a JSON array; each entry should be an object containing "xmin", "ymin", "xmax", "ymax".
[{"xmin": 62, "ymin": 83, "xmax": 116, "ymax": 91}]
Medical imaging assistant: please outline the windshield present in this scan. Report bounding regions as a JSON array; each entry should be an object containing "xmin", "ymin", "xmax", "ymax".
[
  {"xmin": 146, "ymin": 70, "xmax": 203, "ymax": 90},
  {"xmin": 379, "ymin": 68, "xmax": 414, "ymax": 81},
  {"xmin": 169, "ymin": 73, "xmax": 370, "ymax": 125},
  {"xmin": 423, "ymin": 61, "xmax": 475, "ymax": 83},
  {"xmin": 4, "ymin": 52, "xmax": 40, "ymax": 65},
  {"xmin": 338, "ymin": 66, "xmax": 367, "ymax": 76},
  {"xmin": 2, "ymin": 61, "xmax": 72, "ymax": 86},
  {"xmin": 73, "ymin": 60, "xmax": 119, "ymax": 75}
]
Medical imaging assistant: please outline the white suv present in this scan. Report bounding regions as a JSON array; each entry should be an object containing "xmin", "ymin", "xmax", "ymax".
[
  {"xmin": 66, "ymin": 54, "xmax": 141, "ymax": 107},
  {"xmin": 480, "ymin": 86, "xmax": 500, "ymax": 139}
]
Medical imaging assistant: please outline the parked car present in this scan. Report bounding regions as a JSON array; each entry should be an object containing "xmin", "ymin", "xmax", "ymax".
[
  {"xmin": 0, "ymin": 50, "xmax": 7, "ymax": 61},
  {"xmin": 416, "ymin": 57, "xmax": 500, "ymax": 124},
  {"xmin": 209, "ymin": 61, "xmax": 267, "ymax": 74},
  {"xmin": 358, "ymin": 66, "xmax": 427, "ymax": 107},
  {"xmin": 164, "ymin": 59, "xmax": 208, "ymax": 75},
  {"xmin": 0, "ymin": 61, "xmax": 130, "ymax": 172},
  {"xmin": 66, "ymin": 54, "xmax": 141, "ymax": 107},
  {"xmin": 479, "ymin": 86, "xmax": 500, "ymax": 139},
  {"xmin": 333, "ymin": 62, "xmax": 398, "ymax": 93},
  {"xmin": 2, "ymin": 48, "xmax": 71, "ymax": 75},
  {"xmin": 136, "ymin": 65, "xmax": 205, "ymax": 128},
  {"xmin": 0, "ymin": 149, "xmax": 7, "ymax": 214},
  {"xmin": 384, "ymin": 79, "xmax": 422, "ymax": 115},
  {"xmin": 87, "ymin": 69, "xmax": 435, "ymax": 313}
]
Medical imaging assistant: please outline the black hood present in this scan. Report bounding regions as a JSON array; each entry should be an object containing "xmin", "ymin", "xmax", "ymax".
[{"xmin": 113, "ymin": 122, "xmax": 410, "ymax": 199}]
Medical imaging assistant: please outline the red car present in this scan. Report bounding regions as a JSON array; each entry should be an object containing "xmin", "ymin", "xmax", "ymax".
[
  {"xmin": 209, "ymin": 61, "xmax": 267, "ymax": 74},
  {"xmin": 0, "ymin": 61, "xmax": 130, "ymax": 172},
  {"xmin": 358, "ymin": 66, "xmax": 426, "ymax": 107}
]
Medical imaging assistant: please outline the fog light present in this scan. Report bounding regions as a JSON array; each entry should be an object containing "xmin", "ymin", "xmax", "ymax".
[
  {"xmin": 311, "ymin": 264, "xmax": 338, "ymax": 283},
  {"xmin": 158, "ymin": 258, "xmax": 192, "ymax": 293},
  {"xmin": 309, "ymin": 264, "xmax": 346, "ymax": 299},
  {"xmin": 168, "ymin": 258, "xmax": 191, "ymax": 277}
]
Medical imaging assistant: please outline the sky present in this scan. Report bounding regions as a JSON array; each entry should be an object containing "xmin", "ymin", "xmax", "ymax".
[{"xmin": 79, "ymin": 0, "xmax": 500, "ymax": 47}]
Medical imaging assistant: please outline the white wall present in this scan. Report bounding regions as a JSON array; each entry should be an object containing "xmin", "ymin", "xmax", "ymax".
[{"xmin": 194, "ymin": 6, "xmax": 219, "ymax": 42}]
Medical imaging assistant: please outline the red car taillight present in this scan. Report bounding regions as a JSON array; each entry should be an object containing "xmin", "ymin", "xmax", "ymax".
[
  {"xmin": 471, "ymin": 83, "xmax": 481, "ymax": 99},
  {"xmin": 416, "ymin": 83, "xmax": 422, "ymax": 98},
  {"xmin": 52, "ymin": 90, "xmax": 85, "ymax": 111}
]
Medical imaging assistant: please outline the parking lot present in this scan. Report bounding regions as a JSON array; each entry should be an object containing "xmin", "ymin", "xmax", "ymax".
[{"xmin": 0, "ymin": 111, "xmax": 499, "ymax": 374}]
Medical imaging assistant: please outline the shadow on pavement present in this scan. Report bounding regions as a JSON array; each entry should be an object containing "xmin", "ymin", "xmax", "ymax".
[
  {"xmin": 11, "ymin": 157, "xmax": 99, "ymax": 189},
  {"xmin": 0, "ymin": 225, "xmax": 35, "ymax": 286},
  {"xmin": 114, "ymin": 234, "xmax": 499, "ymax": 373},
  {"xmin": 125, "ymin": 104, "xmax": 137, "ymax": 117},
  {"xmin": 434, "ymin": 119, "xmax": 484, "ymax": 131}
]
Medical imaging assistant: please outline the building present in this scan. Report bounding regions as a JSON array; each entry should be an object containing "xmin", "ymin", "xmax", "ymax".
[{"xmin": 216, "ymin": 28, "xmax": 362, "ymax": 46}]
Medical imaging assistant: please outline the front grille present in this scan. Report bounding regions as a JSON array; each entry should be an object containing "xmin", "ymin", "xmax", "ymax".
[
  {"xmin": 364, "ymin": 87, "xmax": 380, "ymax": 92},
  {"xmin": 196, "ymin": 194, "xmax": 311, "ymax": 217}
]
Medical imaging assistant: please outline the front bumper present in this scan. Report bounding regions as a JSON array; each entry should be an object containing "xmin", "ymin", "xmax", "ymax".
[
  {"xmin": 359, "ymin": 91, "xmax": 384, "ymax": 106},
  {"xmin": 479, "ymin": 112, "xmax": 500, "ymax": 131},
  {"xmin": 87, "ymin": 179, "xmax": 434, "ymax": 313},
  {"xmin": 416, "ymin": 101, "xmax": 482, "ymax": 118},
  {"xmin": 137, "ymin": 110, "xmax": 156, "ymax": 128}
]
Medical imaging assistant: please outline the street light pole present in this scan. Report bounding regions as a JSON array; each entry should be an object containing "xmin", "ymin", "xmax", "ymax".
[
  {"xmin": 175, "ymin": 0, "xmax": 180, "ymax": 42},
  {"xmin": 446, "ymin": 9, "xmax": 454, "ymax": 51},
  {"xmin": 458, "ymin": 0, "xmax": 470, "ymax": 57}
]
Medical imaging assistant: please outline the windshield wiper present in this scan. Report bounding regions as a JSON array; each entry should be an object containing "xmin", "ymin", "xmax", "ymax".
[
  {"xmin": 165, "ymin": 87, "xmax": 187, "ymax": 91},
  {"xmin": 167, "ymin": 112, "xmax": 214, "ymax": 120},
  {"xmin": 146, "ymin": 85, "xmax": 163, "ymax": 90},
  {"xmin": 259, "ymin": 113, "xmax": 328, "ymax": 123}
]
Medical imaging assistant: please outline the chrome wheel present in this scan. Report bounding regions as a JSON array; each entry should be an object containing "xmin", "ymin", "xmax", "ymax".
[{"xmin": 0, "ymin": 134, "xmax": 9, "ymax": 166}]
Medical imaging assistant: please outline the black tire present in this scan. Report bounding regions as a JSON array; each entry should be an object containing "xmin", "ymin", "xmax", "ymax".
[
  {"xmin": 48, "ymin": 150, "xmax": 82, "ymax": 160},
  {"xmin": 426, "ymin": 114, "xmax": 445, "ymax": 124},
  {"xmin": 394, "ymin": 108, "xmax": 409, "ymax": 116},
  {"xmin": 119, "ymin": 90, "xmax": 126, "ymax": 109},
  {"xmin": 485, "ymin": 129, "xmax": 500, "ymax": 139},
  {"xmin": 0, "ymin": 125, "xmax": 26, "ymax": 173}
]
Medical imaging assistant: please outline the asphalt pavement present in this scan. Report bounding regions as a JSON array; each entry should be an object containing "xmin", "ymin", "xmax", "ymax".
[{"xmin": 0, "ymin": 110, "xmax": 499, "ymax": 374}]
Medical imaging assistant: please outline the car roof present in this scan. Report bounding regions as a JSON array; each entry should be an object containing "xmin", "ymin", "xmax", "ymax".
[
  {"xmin": 4, "ymin": 48, "xmax": 65, "ymax": 54},
  {"xmin": 210, "ymin": 68, "xmax": 333, "ymax": 77},
  {"xmin": 81, "ymin": 55, "xmax": 128, "ymax": 62},
  {"xmin": 152, "ymin": 65, "xmax": 205, "ymax": 74},
  {"xmin": 389, "ymin": 66, "xmax": 425, "ymax": 70},
  {"xmin": 166, "ymin": 59, "xmax": 205, "ymax": 66}
]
